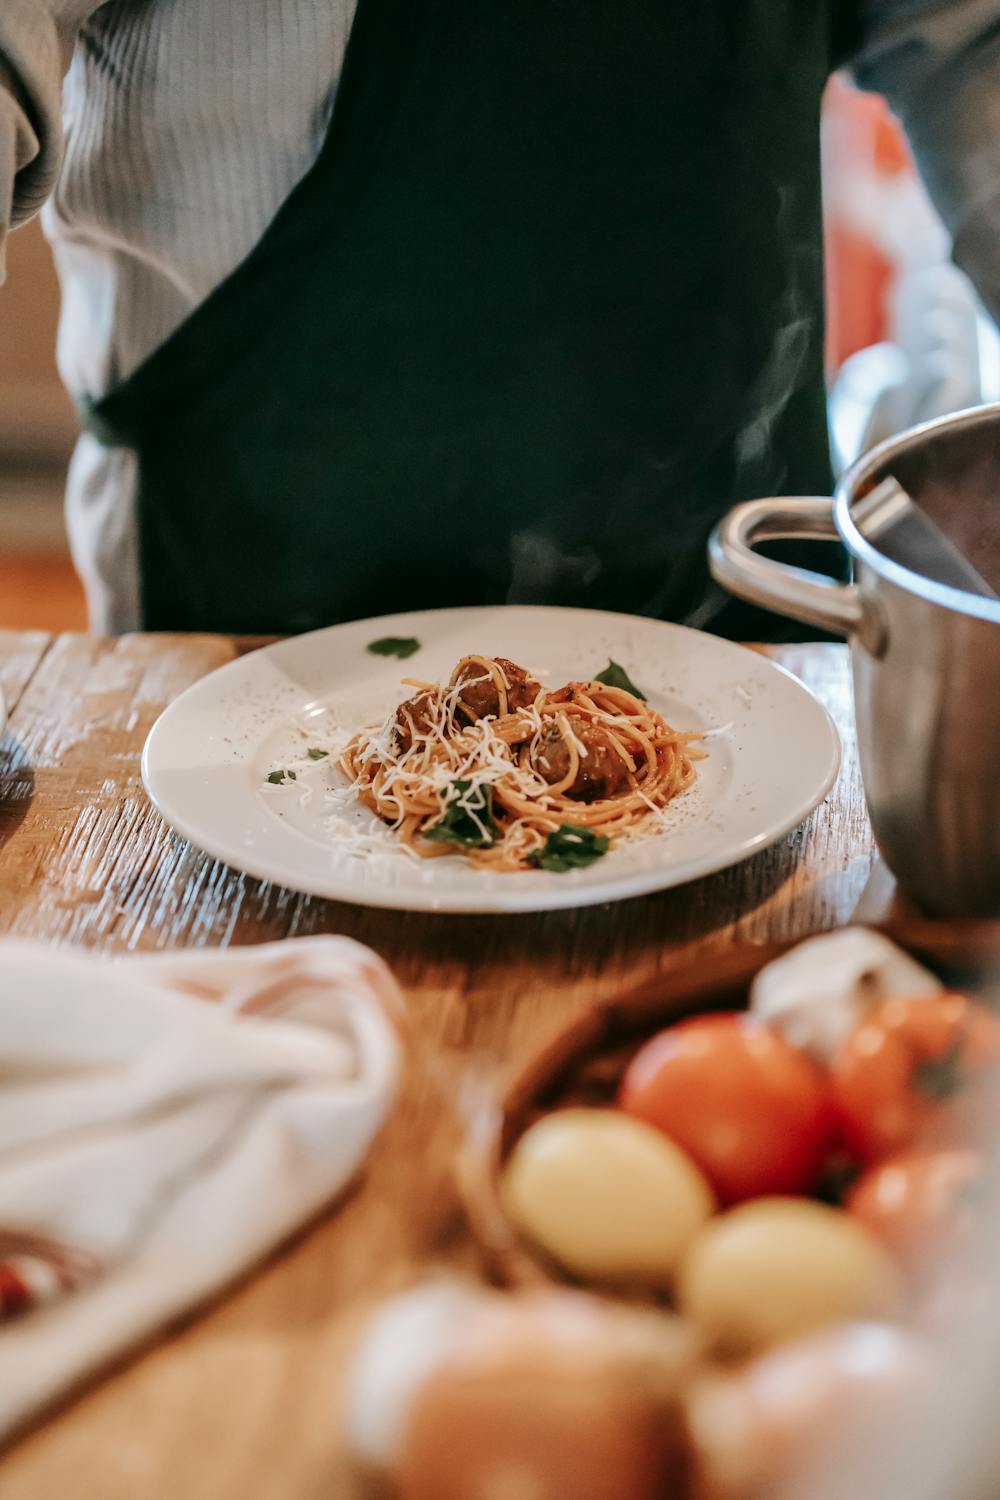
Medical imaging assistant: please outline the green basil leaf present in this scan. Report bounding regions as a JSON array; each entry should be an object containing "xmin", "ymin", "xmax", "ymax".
[
  {"xmin": 530, "ymin": 824, "xmax": 609, "ymax": 872},
  {"xmin": 367, "ymin": 636, "xmax": 421, "ymax": 660},
  {"xmin": 307, "ymin": 747, "xmax": 329, "ymax": 760},
  {"xmin": 424, "ymin": 780, "xmax": 498, "ymax": 848},
  {"xmin": 594, "ymin": 659, "xmax": 646, "ymax": 699},
  {"xmin": 266, "ymin": 769, "xmax": 296, "ymax": 785}
]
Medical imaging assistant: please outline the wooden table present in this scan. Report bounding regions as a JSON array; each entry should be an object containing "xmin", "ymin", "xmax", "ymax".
[{"xmin": 0, "ymin": 632, "xmax": 877, "ymax": 1498}]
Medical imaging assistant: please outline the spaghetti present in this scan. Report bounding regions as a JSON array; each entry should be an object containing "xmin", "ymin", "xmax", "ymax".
[{"xmin": 338, "ymin": 655, "xmax": 705, "ymax": 872}]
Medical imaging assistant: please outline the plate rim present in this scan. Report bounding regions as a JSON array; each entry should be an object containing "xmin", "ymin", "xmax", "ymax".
[{"xmin": 141, "ymin": 607, "xmax": 843, "ymax": 915}]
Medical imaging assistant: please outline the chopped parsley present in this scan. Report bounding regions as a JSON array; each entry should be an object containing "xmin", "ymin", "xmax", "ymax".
[
  {"xmin": 367, "ymin": 636, "xmax": 421, "ymax": 660},
  {"xmin": 424, "ymin": 780, "xmax": 498, "ymax": 848},
  {"xmin": 594, "ymin": 659, "xmax": 646, "ymax": 700},
  {"xmin": 307, "ymin": 747, "xmax": 329, "ymax": 760},
  {"xmin": 266, "ymin": 769, "xmax": 297, "ymax": 785},
  {"xmin": 530, "ymin": 824, "xmax": 609, "ymax": 872}
]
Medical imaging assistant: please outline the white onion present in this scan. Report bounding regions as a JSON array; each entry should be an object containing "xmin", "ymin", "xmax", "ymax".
[
  {"xmin": 749, "ymin": 927, "xmax": 941, "ymax": 1062},
  {"xmin": 343, "ymin": 1278, "xmax": 491, "ymax": 1472}
]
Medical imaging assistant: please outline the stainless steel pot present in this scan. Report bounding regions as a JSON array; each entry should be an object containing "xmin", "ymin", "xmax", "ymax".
[{"xmin": 709, "ymin": 402, "xmax": 1000, "ymax": 918}]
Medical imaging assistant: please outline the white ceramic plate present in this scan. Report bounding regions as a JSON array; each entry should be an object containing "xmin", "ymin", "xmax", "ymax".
[{"xmin": 142, "ymin": 606, "xmax": 840, "ymax": 914}]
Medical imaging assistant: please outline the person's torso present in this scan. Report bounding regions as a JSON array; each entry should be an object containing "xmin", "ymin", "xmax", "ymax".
[
  {"xmin": 43, "ymin": 0, "xmax": 357, "ymax": 398},
  {"xmin": 82, "ymin": 0, "xmax": 844, "ymax": 636}
]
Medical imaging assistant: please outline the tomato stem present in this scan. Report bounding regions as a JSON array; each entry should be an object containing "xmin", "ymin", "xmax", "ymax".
[{"xmin": 912, "ymin": 1011, "xmax": 972, "ymax": 1100}]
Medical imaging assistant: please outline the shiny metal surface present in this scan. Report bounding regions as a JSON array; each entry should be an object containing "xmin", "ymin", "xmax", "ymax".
[{"xmin": 709, "ymin": 402, "xmax": 1000, "ymax": 917}]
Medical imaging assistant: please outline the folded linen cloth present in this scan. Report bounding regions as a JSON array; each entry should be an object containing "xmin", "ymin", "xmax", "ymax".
[{"xmin": 0, "ymin": 936, "xmax": 401, "ymax": 1442}]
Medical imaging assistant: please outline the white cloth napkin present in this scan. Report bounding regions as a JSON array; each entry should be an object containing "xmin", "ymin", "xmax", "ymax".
[{"xmin": 0, "ymin": 936, "xmax": 401, "ymax": 1442}]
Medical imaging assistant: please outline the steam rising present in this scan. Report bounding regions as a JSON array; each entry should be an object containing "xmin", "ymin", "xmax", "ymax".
[
  {"xmin": 734, "ymin": 187, "xmax": 816, "ymax": 494},
  {"xmin": 506, "ymin": 527, "xmax": 601, "ymax": 604},
  {"xmin": 502, "ymin": 185, "xmax": 823, "ymax": 622}
]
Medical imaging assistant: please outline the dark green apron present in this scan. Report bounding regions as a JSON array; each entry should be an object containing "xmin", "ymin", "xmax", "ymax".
[{"xmin": 83, "ymin": 0, "xmax": 854, "ymax": 638}]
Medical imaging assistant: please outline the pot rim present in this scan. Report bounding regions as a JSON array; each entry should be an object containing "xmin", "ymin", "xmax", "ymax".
[{"xmin": 835, "ymin": 401, "xmax": 1000, "ymax": 626}]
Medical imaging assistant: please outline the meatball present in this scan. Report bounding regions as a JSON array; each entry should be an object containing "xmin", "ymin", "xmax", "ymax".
[
  {"xmin": 453, "ymin": 657, "xmax": 541, "ymax": 722},
  {"xmin": 393, "ymin": 691, "xmax": 438, "ymax": 753},
  {"xmin": 546, "ymin": 682, "xmax": 593, "ymax": 707},
  {"xmin": 534, "ymin": 720, "xmax": 630, "ymax": 802}
]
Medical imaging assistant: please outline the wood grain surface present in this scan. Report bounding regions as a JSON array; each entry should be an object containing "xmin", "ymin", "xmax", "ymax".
[{"xmin": 0, "ymin": 633, "xmax": 876, "ymax": 1499}]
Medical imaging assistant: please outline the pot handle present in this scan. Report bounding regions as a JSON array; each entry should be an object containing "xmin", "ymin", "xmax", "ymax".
[{"xmin": 708, "ymin": 496, "xmax": 871, "ymax": 641}]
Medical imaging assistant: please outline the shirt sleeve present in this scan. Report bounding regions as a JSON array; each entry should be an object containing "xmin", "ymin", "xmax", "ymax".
[
  {"xmin": 0, "ymin": 1, "xmax": 101, "ymax": 284},
  {"xmin": 851, "ymin": 0, "xmax": 1000, "ymax": 323}
]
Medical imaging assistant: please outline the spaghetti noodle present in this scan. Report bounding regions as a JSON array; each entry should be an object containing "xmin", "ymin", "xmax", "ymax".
[{"xmin": 338, "ymin": 655, "xmax": 704, "ymax": 872}]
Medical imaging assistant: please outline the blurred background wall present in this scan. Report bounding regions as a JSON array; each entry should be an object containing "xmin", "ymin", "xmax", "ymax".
[
  {"xmin": 0, "ymin": 218, "xmax": 85, "ymax": 629},
  {"xmin": 823, "ymin": 77, "xmax": 999, "ymax": 475}
]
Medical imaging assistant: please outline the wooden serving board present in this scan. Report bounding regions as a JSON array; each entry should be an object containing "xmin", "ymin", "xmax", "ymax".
[{"xmin": 458, "ymin": 921, "xmax": 1000, "ymax": 1291}]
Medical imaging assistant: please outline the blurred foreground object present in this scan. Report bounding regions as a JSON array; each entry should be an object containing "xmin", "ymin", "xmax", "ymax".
[
  {"xmin": 0, "ymin": 936, "xmax": 399, "ymax": 1441},
  {"xmin": 346, "ymin": 1282, "xmax": 696, "ymax": 1500},
  {"xmin": 346, "ymin": 929, "xmax": 1000, "ymax": 1500}
]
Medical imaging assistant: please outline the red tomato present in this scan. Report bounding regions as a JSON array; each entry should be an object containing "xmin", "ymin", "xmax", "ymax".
[
  {"xmin": 618, "ymin": 1013, "xmax": 834, "ymax": 1205},
  {"xmin": 846, "ymin": 1148, "xmax": 983, "ymax": 1274},
  {"xmin": 831, "ymin": 994, "xmax": 1000, "ymax": 1164}
]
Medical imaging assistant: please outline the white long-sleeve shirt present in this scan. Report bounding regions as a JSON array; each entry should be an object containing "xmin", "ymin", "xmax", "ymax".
[{"xmin": 0, "ymin": 0, "xmax": 998, "ymax": 630}]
